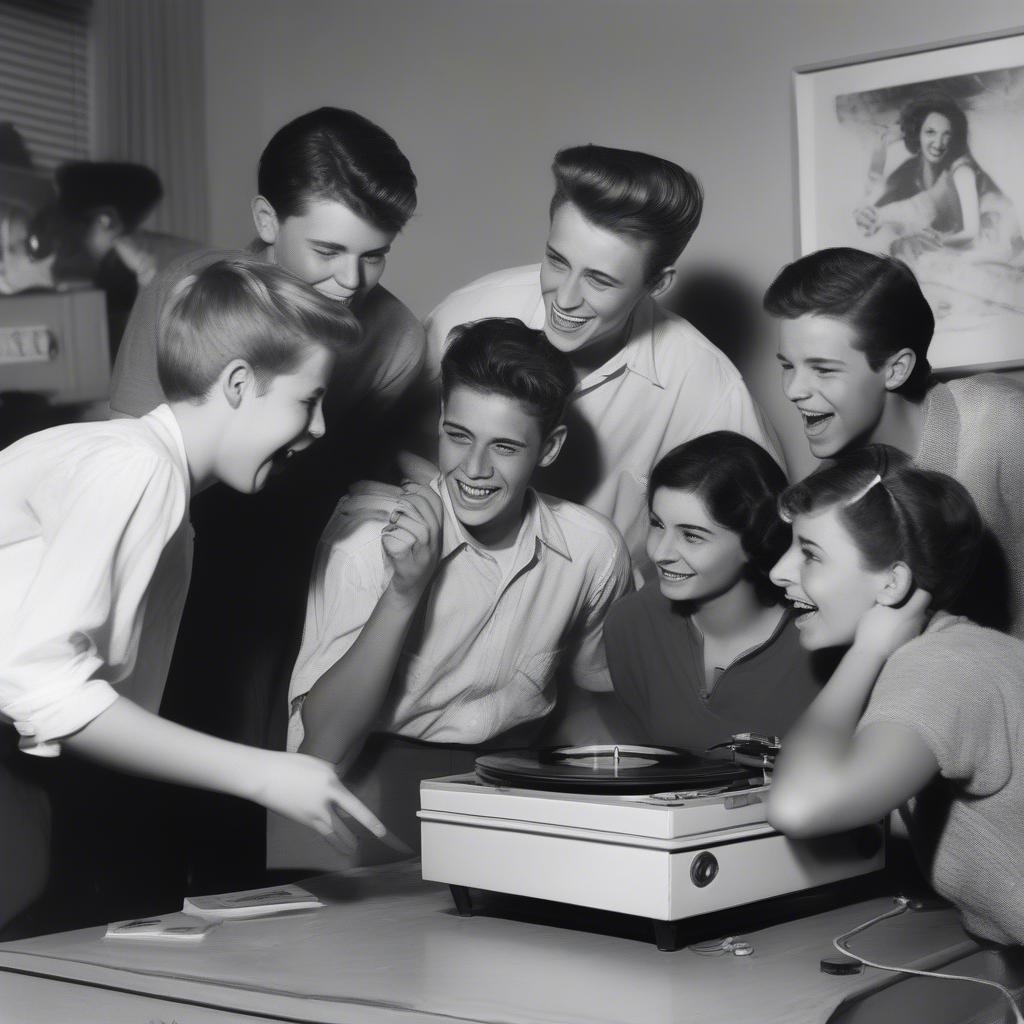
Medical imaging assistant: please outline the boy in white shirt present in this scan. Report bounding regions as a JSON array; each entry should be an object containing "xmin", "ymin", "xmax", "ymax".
[
  {"xmin": 0, "ymin": 257, "xmax": 386, "ymax": 928},
  {"xmin": 283, "ymin": 318, "xmax": 632, "ymax": 858},
  {"xmin": 421, "ymin": 145, "xmax": 779, "ymax": 575}
]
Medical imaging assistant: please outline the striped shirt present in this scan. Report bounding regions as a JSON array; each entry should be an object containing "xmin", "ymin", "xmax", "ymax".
[{"xmin": 288, "ymin": 479, "xmax": 632, "ymax": 749}]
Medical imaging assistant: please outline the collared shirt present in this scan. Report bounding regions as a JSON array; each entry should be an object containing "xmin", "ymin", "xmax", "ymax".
[
  {"xmin": 0, "ymin": 405, "xmax": 193, "ymax": 756},
  {"xmin": 424, "ymin": 264, "xmax": 781, "ymax": 571},
  {"xmin": 287, "ymin": 479, "xmax": 633, "ymax": 750}
]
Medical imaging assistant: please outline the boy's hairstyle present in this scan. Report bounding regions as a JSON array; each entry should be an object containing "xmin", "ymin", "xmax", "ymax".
[
  {"xmin": 900, "ymin": 94, "xmax": 968, "ymax": 163},
  {"xmin": 778, "ymin": 445, "xmax": 982, "ymax": 612},
  {"xmin": 441, "ymin": 318, "xmax": 576, "ymax": 438},
  {"xmin": 549, "ymin": 145, "xmax": 703, "ymax": 277},
  {"xmin": 158, "ymin": 256, "xmax": 361, "ymax": 402},
  {"xmin": 258, "ymin": 107, "xmax": 417, "ymax": 233},
  {"xmin": 763, "ymin": 247, "xmax": 934, "ymax": 400},
  {"xmin": 649, "ymin": 432, "xmax": 790, "ymax": 606}
]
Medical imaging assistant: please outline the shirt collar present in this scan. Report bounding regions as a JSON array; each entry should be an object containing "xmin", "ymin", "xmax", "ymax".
[
  {"xmin": 526, "ymin": 264, "xmax": 664, "ymax": 391},
  {"xmin": 620, "ymin": 298, "xmax": 663, "ymax": 388},
  {"xmin": 434, "ymin": 475, "xmax": 572, "ymax": 563},
  {"xmin": 147, "ymin": 404, "xmax": 191, "ymax": 497},
  {"xmin": 574, "ymin": 295, "xmax": 664, "ymax": 393}
]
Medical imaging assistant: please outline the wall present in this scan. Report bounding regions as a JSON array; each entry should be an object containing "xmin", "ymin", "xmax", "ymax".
[{"xmin": 203, "ymin": 0, "xmax": 1024, "ymax": 478}]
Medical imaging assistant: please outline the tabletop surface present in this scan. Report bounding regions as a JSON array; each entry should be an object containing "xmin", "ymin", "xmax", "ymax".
[{"xmin": 0, "ymin": 863, "xmax": 981, "ymax": 1024}]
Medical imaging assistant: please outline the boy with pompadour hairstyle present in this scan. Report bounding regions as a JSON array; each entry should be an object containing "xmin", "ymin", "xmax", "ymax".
[
  {"xmin": 422, "ymin": 144, "xmax": 780, "ymax": 575},
  {"xmin": 0, "ymin": 256, "xmax": 388, "ymax": 927},
  {"xmin": 283, "ymin": 318, "xmax": 632, "ymax": 856}
]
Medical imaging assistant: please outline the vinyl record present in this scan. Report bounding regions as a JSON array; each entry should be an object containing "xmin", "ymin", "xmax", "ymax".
[{"xmin": 475, "ymin": 745, "xmax": 762, "ymax": 795}]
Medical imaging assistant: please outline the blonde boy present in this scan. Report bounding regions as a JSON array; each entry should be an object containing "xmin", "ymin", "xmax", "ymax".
[{"xmin": 0, "ymin": 258, "xmax": 385, "ymax": 925}]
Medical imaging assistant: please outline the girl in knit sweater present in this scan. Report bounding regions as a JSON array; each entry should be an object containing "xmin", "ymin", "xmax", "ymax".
[{"xmin": 768, "ymin": 444, "xmax": 1024, "ymax": 945}]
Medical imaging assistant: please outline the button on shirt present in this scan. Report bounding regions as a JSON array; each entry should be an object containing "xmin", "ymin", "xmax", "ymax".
[
  {"xmin": 287, "ymin": 480, "xmax": 633, "ymax": 750},
  {"xmin": 424, "ymin": 265, "xmax": 781, "ymax": 572},
  {"xmin": 0, "ymin": 406, "xmax": 193, "ymax": 756}
]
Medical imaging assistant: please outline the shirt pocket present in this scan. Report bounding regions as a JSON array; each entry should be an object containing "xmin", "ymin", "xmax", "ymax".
[
  {"xmin": 495, "ymin": 649, "xmax": 562, "ymax": 732},
  {"xmin": 512, "ymin": 649, "xmax": 562, "ymax": 695}
]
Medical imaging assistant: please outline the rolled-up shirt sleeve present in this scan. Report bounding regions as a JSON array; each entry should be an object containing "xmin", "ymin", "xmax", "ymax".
[
  {"xmin": 0, "ymin": 450, "xmax": 185, "ymax": 756},
  {"xmin": 286, "ymin": 516, "xmax": 388, "ymax": 751}
]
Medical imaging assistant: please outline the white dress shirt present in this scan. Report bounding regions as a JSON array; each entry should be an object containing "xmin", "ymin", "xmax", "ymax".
[
  {"xmin": 0, "ymin": 405, "xmax": 193, "ymax": 756},
  {"xmin": 424, "ymin": 264, "xmax": 781, "ymax": 570},
  {"xmin": 288, "ymin": 479, "xmax": 633, "ymax": 750}
]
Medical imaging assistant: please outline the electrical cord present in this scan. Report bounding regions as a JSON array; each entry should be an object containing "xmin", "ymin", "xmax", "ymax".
[
  {"xmin": 833, "ymin": 897, "xmax": 1024, "ymax": 1024},
  {"xmin": 689, "ymin": 935, "xmax": 754, "ymax": 957}
]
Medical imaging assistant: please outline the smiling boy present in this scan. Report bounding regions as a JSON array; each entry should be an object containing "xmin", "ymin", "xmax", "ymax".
[
  {"xmin": 285, "ymin": 318, "xmax": 631, "ymax": 851},
  {"xmin": 424, "ymin": 145, "xmax": 779, "ymax": 573},
  {"xmin": 0, "ymin": 258, "xmax": 386, "ymax": 928},
  {"xmin": 98, "ymin": 111, "xmax": 426, "ymax": 894},
  {"xmin": 765, "ymin": 246, "xmax": 1024, "ymax": 637},
  {"xmin": 110, "ymin": 108, "xmax": 423, "ymax": 424}
]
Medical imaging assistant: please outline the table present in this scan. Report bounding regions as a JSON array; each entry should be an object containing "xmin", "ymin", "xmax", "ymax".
[{"xmin": 0, "ymin": 862, "xmax": 1015, "ymax": 1024}]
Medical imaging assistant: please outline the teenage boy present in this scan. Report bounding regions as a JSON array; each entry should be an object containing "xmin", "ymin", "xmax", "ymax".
[
  {"xmin": 0, "ymin": 258, "xmax": 386, "ymax": 930},
  {"xmin": 285, "ymin": 318, "xmax": 632, "ymax": 855},
  {"xmin": 764, "ymin": 246, "xmax": 1024, "ymax": 637},
  {"xmin": 422, "ymin": 145, "xmax": 779, "ymax": 574},
  {"xmin": 104, "ymin": 110, "xmax": 425, "ymax": 891},
  {"xmin": 110, "ymin": 107, "xmax": 423, "ymax": 428}
]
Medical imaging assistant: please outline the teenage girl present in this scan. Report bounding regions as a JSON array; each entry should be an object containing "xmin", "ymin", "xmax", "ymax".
[
  {"xmin": 769, "ymin": 444, "xmax": 1024, "ymax": 945},
  {"xmin": 604, "ymin": 432, "xmax": 823, "ymax": 752}
]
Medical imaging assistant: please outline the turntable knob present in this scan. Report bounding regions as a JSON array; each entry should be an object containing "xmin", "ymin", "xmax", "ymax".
[{"xmin": 690, "ymin": 851, "xmax": 719, "ymax": 888}]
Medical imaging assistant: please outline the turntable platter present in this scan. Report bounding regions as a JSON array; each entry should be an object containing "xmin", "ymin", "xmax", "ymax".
[{"xmin": 475, "ymin": 745, "xmax": 761, "ymax": 794}]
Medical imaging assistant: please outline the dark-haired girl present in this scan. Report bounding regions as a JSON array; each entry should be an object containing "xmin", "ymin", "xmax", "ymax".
[
  {"xmin": 769, "ymin": 445, "xmax": 1024, "ymax": 945},
  {"xmin": 854, "ymin": 94, "xmax": 1022, "ymax": 259},
  {"xmin": 603, "ymin": 432, "xmax": 823, "ymax": 753}
]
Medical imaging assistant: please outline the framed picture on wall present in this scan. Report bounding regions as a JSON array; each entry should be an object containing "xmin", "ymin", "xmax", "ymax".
[{"xmin": 795, "ymin": 30, "xmax": 1024, "ymax": 373}]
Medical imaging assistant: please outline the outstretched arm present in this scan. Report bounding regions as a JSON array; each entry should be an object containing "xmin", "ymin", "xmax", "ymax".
[
  {"xmin": 65, "ymin": 697, "xmax": 386, "ymax": 841},
  {"xmin": 299, "ymin": 483, "xmax": 443, "ymax": 766},
  {"xmin": 768, "ymin": 591, "xmax": 938, "ymax": 837}
]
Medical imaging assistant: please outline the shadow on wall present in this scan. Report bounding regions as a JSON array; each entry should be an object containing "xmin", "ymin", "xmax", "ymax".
[{"xmin": 664, "ymin": 265, "xmax": 764, "ymax": 376}]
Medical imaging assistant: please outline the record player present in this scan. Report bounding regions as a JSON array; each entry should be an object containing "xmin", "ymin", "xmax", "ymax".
[{"xmin": 418, "ymin": 743, "xmax": 885, "ymax": 950}]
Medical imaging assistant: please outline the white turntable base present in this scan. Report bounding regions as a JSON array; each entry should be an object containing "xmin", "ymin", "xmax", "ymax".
[{"xmin": 418, "ymin": 774, "xmax": 884, "ymax": 943}]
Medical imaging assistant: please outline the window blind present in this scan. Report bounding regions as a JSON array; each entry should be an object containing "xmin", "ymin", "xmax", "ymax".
[{"xmin": 0, "ymin": 0, "xmax": 91, "ymax": 172}]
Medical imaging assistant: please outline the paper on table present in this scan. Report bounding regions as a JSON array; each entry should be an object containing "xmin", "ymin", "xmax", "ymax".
[
  {"xmin": 183, "ymin": 883, "xmax": 324, "ymax": 919},
  {"xmin": 105, "ymin": 912, "xmax": 217, "ymax": 942}
]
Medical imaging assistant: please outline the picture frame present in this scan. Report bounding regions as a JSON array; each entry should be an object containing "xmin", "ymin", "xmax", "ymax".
[{"xmin": 794, "ymin": 30, "xmax": 1024, "ymax": 373}]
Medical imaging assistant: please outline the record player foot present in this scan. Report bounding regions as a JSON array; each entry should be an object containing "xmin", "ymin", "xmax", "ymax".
[
  {"xmin": 652, "ymin": 920, "xmax": 682, "ymax": 952},
  {"xmin": 450, "ymin": 885, "xmax": 474, "ymax": 918}
]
